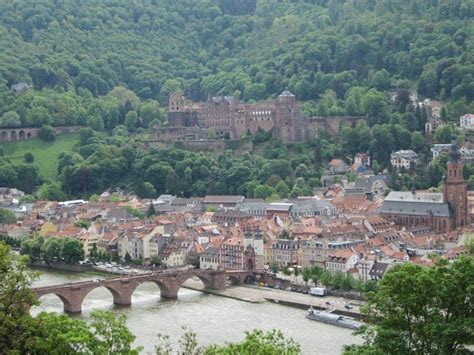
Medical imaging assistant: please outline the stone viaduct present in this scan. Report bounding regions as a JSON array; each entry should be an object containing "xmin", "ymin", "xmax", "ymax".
[
  {"xmin": 0, "ymin": 126, "xmax": 82, "ymax": 143},
  {"xmin": 33, "ymin": 269, "xmax": 253, "ymax": 314}
]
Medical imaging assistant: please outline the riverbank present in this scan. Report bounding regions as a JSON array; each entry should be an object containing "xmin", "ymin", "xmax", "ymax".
[
  {"xmin": 30, "ymin": 260, "xmax": 94, "ymax": 272},
  {"xmin": 182, "ymin": 280, "xmax": 366, "ymax": 319},
  {"xmin": 33, "ymin": 269, "xmax": 363, "ymax": 354}
]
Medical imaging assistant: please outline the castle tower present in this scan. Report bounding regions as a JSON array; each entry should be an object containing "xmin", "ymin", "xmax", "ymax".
[
  {"xmin": 274, "ymin": 89, "xmax": 303, "ymax": 143},
  {"xmin": 169, "ymin": 92, "xmax": 184, "ymax": 112},
  {"xmin": 443, "ymin": 134, "xmax": 468, "ymax": 228}
]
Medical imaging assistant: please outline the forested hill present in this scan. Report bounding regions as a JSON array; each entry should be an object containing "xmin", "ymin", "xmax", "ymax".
[{"xmin": 0, "ymin": 0, "xmax": 472, "ymax": 109}]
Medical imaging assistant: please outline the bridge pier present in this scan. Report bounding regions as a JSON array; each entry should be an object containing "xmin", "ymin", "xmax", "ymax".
[
  {"xmin": 160, "ymin": 281, "xmax": 180, "ymax": 299},
  {"xmin": 64, "ymin": 300, "xmax": 83, "ymax": 314}
]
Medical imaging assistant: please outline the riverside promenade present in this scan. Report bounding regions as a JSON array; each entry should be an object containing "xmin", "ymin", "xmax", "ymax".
[{"xmin": 182, "ymin": 280, "xmax": 365, "ymax": 319}]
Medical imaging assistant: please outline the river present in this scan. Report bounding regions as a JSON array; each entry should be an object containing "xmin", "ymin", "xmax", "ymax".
[{"xmin": 32, "ymin": 269, "xmax": 362, "ymax": 354}]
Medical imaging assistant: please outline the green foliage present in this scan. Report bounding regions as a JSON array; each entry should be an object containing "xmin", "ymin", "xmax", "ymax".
[
  {"xmin": 434, "ymin": 125, "xmax": 453, "ymax": 144},
  {"xmin": 0, "ymin": 0, "xmax": 470, "ymax": 199},
  {"xmin": 0, "ymin": 0, "xmax": 470, "ymax": 130},
  {"xmin": 40, "ymin": 237, "xmax": 61, "ymax": 265},
  {"xmin": 0, "ymin": 242, "xmax": 39, "ymax": 352},
  {"xmin": 1, "ymin": 133, "xmax": 79, "ymax": 181},
  {"xmin": 0, "ymin": 234, "xmax": 22, "ymax": 248},
  {"xmin": 0, "ymin": 111, "xmax": 21, "ymax": 128},
  {"xmin": 0, "ymin": 208, "xmax": 16, "ymax": 224},
  {"xmin": 89, "ymin": 194, "xmax": 100, "ymax": 202},
  {"xmin": 124, "ymin": 206, "xmax": 145, "ymax": 219},
  {"xmin": 205, "ymin": 329, "xmax": 301, "ymax": 354},
  {"xmin": 23, "ymin": 152, "xmax": 34, "ymax": 163},
  {"xmin": 155, "ymin": 328, "xmax": 301, "ymax": 355},
  {"xmin": 147, "ymin": 203, "xmax": 157, "ymax": 217},
  {"xmin": 74, "ymin": 219, "xmax": 91, "ymax": 229},
  {"xmin": 38, "ymin": 182, "xmax": 67, "ymax": 201},
  {"xmin": 345, "ymin": 257, "xmax": 474, "ymax": 354},
  {"xmin": 22, "ymin": 236, "xmax": 86, "ymax": 264},
  {"xmin": 38, "ymin": 125, "xmax": 56, "ymax": 142},
  {"xmin": 60, "ymin": 238, "xmax": 84, "ymax": 264},
  {"xmin": 0, "ymin": 241, "xmax": 141, "ymax": 353},
  {"xmin": 20, "ymin": 237, "xmax": 44, "ymax": 261},
  {"xmin": 465, "ymin": 234, "xmax": 474, "ymax": 254}
]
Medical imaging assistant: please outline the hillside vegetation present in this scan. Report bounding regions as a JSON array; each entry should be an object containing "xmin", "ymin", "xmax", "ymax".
[
  {"xmin": 0, "ymin": 0, "xmax": 472, "ymax": 130},
  {"xmin": 2, "ymin": 134, "xmax": 78, "ymax": 181},
  {"xmin": 0, "ymin": 0, "xmax": 472, "ymax": 199}
]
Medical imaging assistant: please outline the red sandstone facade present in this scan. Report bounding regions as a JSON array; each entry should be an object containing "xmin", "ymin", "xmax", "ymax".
[{"xmin": 166, "ymin": 90, "xmax": 308, "ymax": 143}]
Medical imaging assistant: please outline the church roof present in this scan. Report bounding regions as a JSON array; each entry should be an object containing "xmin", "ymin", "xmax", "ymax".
[
  {"xmin": 381, "ymin": 191, "xmax": 450, "ymax": 217},
  {"xmin": 385, "ymin": 191, "xmax": 444, "ymax": 203}
]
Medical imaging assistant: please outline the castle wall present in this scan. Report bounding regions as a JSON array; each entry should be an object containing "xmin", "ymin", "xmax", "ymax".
[{"xmin": 165, "ymin": 92, "xmax": 366, "ymax": 143}]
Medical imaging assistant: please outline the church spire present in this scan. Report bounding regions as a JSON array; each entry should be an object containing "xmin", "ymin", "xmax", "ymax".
[{"xmin": 448, "ymin": 133, "xmax": 461, "ymax": 164}]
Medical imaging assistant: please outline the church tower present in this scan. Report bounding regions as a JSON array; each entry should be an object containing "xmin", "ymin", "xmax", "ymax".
[{"xmin": 443, "ymin": 134, "xmax": 468, "ymax": 228}]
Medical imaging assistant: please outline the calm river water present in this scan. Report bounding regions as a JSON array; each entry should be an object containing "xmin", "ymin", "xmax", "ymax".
[{"xmin": 32, "ymin": 269, "xmax": 361, "ymax": 354}]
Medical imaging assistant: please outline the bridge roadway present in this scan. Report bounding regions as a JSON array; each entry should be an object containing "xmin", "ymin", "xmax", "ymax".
[{"xmin": 33, "ymin": 269, "xmax": 253, "ymax": 313}]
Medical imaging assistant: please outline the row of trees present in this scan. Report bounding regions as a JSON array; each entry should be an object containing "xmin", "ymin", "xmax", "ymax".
[
  {"xmin": 0, "ymin": 86, "xmax": 165, "ymax": 131},
  {"xmin": 300, "ymin": 265, "xmax": 379, "ymax": 293},
  {"xmin": 44, "ymin": 127, "xmax": 324, "ymax": 199},
  {"xmin": 20, "ymin": 237, "xmax": 84, "ymax": 265},
  {"xmin": 276, "ymin": 264, "xmax": 379, "ymax": 293}
]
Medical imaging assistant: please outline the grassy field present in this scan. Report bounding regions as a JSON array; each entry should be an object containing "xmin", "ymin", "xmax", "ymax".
[{"xmin": 1, "ymin": 134, "xmax": 79, "ymax": 181}]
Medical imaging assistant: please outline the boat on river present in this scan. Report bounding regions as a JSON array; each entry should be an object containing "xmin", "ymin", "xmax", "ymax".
[{"xmin": 306, "ymin": 307, "xmax": 362, "ymax": 330}]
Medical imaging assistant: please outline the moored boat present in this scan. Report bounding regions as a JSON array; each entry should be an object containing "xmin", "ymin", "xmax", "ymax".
[{"xmin": 306, "ymin": 307, "xmax": 362, "ymax": 330}]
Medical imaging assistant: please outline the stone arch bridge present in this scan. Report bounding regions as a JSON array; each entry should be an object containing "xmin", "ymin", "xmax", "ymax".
[
  {"xmin": 0, "ymin": 126, "xmax": 82, "ymax": 143},
  {"xmin": 33, "ymin": 269, "xmax": 253, "ymax": 314}
]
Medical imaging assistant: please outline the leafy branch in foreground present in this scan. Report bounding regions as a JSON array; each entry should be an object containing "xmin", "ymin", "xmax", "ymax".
[
  {"xmin": 344, "ymin": 256, "xmax": 474, "ymax": 355},
  {"xmin": 0, "ymin": 241, "xmax": 142, "ymax": 354},
  {"xmin": 155, "ymin": 328, "xmax": 301, "ymax": 355}
]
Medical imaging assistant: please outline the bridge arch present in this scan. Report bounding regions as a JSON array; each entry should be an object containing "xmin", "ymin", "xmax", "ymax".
[
  {"xmin": 19, "ymin": 130, "xmax": 25, "ymax": 139},
  {"xmin": 177, "ymin": 273, "xmax": 214, "ymax": 290},
  {"xmin": 1, "ymin": 131, "xmax": 8, "ymax": 142},
  {"xmin": 226, "ymin": 275, "xmax": 243, "ymax": 286},
  {"xmin": 32, "ymin": 292, "xmax": 75, "ymax": 315},
  {"xmin": 10, "ymin": 130, "xmax": 17, "ymax": 141},
  {"xmin": 131, "ymin": 279, "xmax": 174, "ymax": 301},
  {"xmin": 81, "ymin": 285, "xmax": 125, "ymax": 310}
]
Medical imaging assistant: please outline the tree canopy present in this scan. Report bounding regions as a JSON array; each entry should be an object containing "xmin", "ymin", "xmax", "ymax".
[
  {"xmin": 0, "ymin": 0, "xmax": 471, "ymax": 132},
  {"xmin": 344, "ymin": 256, "xmax": 474, "ymax": 354}
]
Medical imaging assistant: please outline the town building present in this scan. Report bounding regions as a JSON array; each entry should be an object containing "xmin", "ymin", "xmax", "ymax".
[
  {"xmin": 381, "ymin": 136, "xmax": 468, "ymax": 232},
  {"xmin": 431, "ymin": 144, "xmax": 474, "ymax": 163},
  {"xmin": 390, "ymin": 150, "xmax": 418, "ymax": 170},
  {"xmin": 199, "ymin": 247, "xmax": 220, "ymax": 270},
  {"xmin": 325, "ymin": 249, "xmax": 360, "ymax": 275},
  {"xmin": 271, "ymin": 239, "xmax": 300, "ymax": 267},
  {"xmin": 431, "ymin": 143, "xmax": 452, "ymax": 161},
  {"xmin": 459, "ymin": 114, "xmax": 474, "ymax": 131},
  {"xmin": 159, "ymin": 242, "xmax": 186, "ymax": 268},
  {"xmin": 354, "ymin": 152, "xmax": 371, "ymax": 169}
]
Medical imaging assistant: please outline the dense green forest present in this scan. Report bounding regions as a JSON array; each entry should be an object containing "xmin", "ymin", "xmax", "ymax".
[
  {"xmin": 0, "ymin": 0, "xmax": 473, "ymax": 199},
  {"xmin": 0, "ymin": 0, "xmax": 472, "ymax": 129}
]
